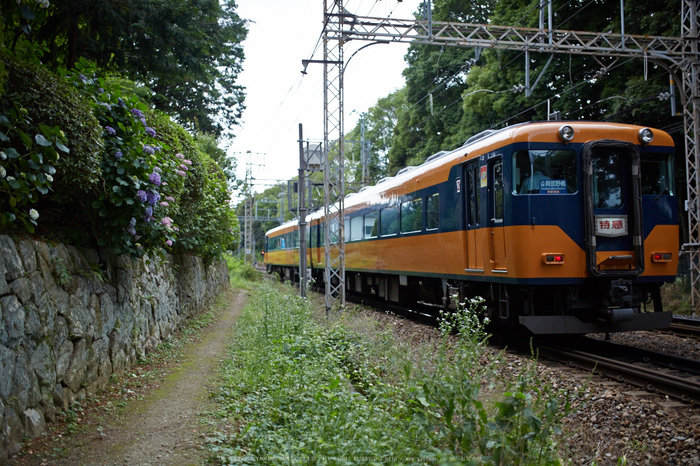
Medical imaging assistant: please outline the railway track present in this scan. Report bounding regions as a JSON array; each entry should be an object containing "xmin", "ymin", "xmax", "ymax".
[
  {"xmin": 535, "ymin": 336, "xmax": 700, "ymax": 406},
  {"xmin": 666, "ymin": 316, "xmax": 700, "ymax": 338}
]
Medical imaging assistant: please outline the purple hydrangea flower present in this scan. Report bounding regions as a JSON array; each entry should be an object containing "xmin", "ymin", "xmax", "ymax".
[
  {"xmin": 154, "ymin": 166, "xmax": 162, "ymax": 173},
  {"xmin": 140, "ymin": 117, "xmax": 147, "ymax": 126},
  {"xmin": 161, "ymin": 217, "xmax": 173, "ymax": 227},
  {"xmin": 180, "ymin": 164, "xmax": 189, "ymax": 171},
  {"xmin": 143, "ymin": 206, "xmax": 153, "ymax": 223},
  {"xmin": 165, "ymin": 240, "xmax": 173, "ymax": 247},
  {"xmin": 154, "ymin": 146, "xmax": 161, "ymax": 152},
  {"xmin": 131, "ymin": 108, "xmax": 145, "ymax": 119},
  {"xmin": 145, "ymin": 127, "xmax": 156, "ymax": 137},
  {"xmin": 176, "ymin": 153, "xmax": 184, "ymax": 160},
  {"xmin": 183, "ymin": 159, "xmax": 192, "ymax": 165},
  {"xmin": 177, "ymin": 170, "xmax": 186, "ymax": 177},
  {"xmin": 143, "ymin": 145, "xmax": 155, "ymax": 155},
  {"xmin": 100, "ymin": 102, "xmax": 112, "ymax": 110},
  {"xmin": 79, "ymin": 74, "xmax": 87, "ymax": 82},
  {"xmin": 126, "ymin": 217, "xmax": 137, "ymax": 235},
  {"xmin": 115, "ymin": 150, "xmax": 123, "ymax": 159},
  {"xmin": 105, "ymin": 126, "xmax": 116, "ymax": 136},
  {"xmin": 147, "ymin": 190, "xmax": 160, "ymax": 206},
  {"xmin": 160, "ymin": 201, "xmax": 169, "ymax": 207},
  {"xmin": 136, "ymin": 190, "xmax": 147, "ymax": 202},
  {"xmin": 166, "ymin": 196, "xmax": 175, "ymax": 202},
  {"xmin": 149, "ymin": 171, "xmax": 161, "ymax": 186},
  {"xmin": 118, "ymin": 98, "xmax": 126, "ymax": 107}
]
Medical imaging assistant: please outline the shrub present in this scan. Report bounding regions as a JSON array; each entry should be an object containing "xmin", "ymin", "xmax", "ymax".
[
  {"xmin": 64, "ymin": 58, "xmax": 187, "ymax": 256},
  {"xmin": 0, "ymin": 104, "xmax": 67, "ymax": 232},
  {"xmin": 0, "ymin": 53, "xmax": 103, "ymax": 202}
]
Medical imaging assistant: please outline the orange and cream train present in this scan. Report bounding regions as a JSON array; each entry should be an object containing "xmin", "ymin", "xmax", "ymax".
[{"xmin": 264, "ymin": 121, "xmax": 679, "ymax": 334}]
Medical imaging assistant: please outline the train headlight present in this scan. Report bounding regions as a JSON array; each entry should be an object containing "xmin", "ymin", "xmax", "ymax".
[
  {"xmin": 542, "ymin": 253, "xmax": 565, "ymax": 264},
  {"xmin": 558, "ymin": 125, "xmax": 574, "ymax": 142},
  {"xmin": 638, "ymin": 128, "xmax": 654, "ymax": 144}
]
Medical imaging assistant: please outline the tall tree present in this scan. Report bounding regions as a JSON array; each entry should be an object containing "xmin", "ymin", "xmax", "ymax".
[{"xmin": 1, "ymin": 0, "xmax": 247, "ymax": 137}]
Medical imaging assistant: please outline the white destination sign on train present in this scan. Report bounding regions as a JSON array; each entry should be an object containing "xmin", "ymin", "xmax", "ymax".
[{"xmin": 595, "ymin": 216, "xmax": 628, "ymax": 237}]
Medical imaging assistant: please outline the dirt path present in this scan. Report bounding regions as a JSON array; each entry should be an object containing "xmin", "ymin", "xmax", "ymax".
[{"xmin": 15, "ymin": 288, "xmax": 247, "ymax": 466}]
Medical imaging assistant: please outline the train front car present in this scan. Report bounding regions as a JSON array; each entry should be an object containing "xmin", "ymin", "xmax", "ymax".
[
  {"xmin": 488, "ymin": 122, "xmax": 678, "ymax": 334},
  {"xmin": 263, "ymin": 220, "xmax": 301, "ymax": 281}
]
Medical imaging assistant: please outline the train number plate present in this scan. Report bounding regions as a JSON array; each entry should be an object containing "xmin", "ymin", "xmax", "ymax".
[{"xmin": 595, "ymin": 216, "xmax": 628, "ymax": 237}]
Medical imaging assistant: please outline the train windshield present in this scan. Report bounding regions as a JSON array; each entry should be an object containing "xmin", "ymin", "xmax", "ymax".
[
  {"xmin": 641, "ymin": 153, "xmax": 674, "ymax": 196},
  {"xmin": 513, "ymin": 149, "xmax": 577, "ymax": 194}
]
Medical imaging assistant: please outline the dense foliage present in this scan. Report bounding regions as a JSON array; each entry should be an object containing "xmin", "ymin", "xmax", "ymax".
[
  {"xmin": 0, "ymin": 0, "xmax": 247, "ymax": 137},
  {"xmin": 343, "ymin": 0, "xmax": 684, "ymax": 181},
  {"xmin": 0, "ymin": 0, "xmax": 242, "ymax": 261}
]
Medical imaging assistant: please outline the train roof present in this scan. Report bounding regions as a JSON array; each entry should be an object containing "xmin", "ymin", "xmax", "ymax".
[{"xmin": 286, "ymin": 121, "xmax": 674, "ymax": 225}]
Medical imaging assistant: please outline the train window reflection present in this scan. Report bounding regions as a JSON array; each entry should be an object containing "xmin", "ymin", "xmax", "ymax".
[
  {"xmin": 513, "ymin": 150, "xmax": 577, "ymax": 194},
  {"xmin": 350, "ymin": 216, "xmax": 363, "ymax": 241},
  {"xmin": 401, "ymin": 198, "xmax": 422, "ymax": 233},
  {"xmin": 493, "ymin": 162, "xmax": 504, "ymax": 221},
  {"xmin": 641, "ymin": 153, "xmax": 674, "ymax": 196},
  {"xmin": 364, "ymin": 212, "xmax": 378, "ymax": 239},
  {"xmin": 592, "ymin": 148, "xmax": 623, "ymax": 209},
  {"xmin": 427, "ymin": 193, "xmax": 439, "ymax": 230},
  {"xmin": 380, "ymin": 206, "xmax": 398, "ymax": 236}
]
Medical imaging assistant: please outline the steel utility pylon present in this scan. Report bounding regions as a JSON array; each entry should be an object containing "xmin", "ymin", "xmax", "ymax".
[
  {"xmin": 321, "ymin": 0, "xmax": 699, "ymax": 313},
  {"xmin": 323, "ymin": 0, "xmax": 346, "ymax": 311}
]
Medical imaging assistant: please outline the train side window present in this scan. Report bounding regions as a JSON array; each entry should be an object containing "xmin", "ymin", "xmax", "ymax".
[
  {"xmin": 350, "ymin": 216, "xmax": 363, "ymax": 241},
  {"xmin": 641, "ymin": 153, "xmax": 674, "ymax": 196},
  {"xmin": 330, "ymin": 218, "xmax": 339, "ymax": 243},
  {"xmin": 513, "ymin": 149, "xmax": 577, "ymax": 194},
  {"xmin": 319, "ymin": 223, "xmax": 325, "ymax": 246},
  {"xmin": 280, "ymin": 236, "xmax": 286, "ymax": 249},
  {"xmin": 364, "ymin": 211, "xmax": 378, "ymax": 239},
  {"xmin": 344, "ymin": 217, "xmax": 351, "ymax": 242},
  {"xmin": 293, "ymin": 231, "xmax": 299, "ymax": 248},
  {"xmin": 474, "ymin": 169, "xmax": 480, "ymax": 224},
  {"xmin": 400, "ymin": 198, "xmax": 422, "ymax": 234},
  {"xmin": 380, "ymin": 206, "xmax": 398, "ymax": 236},
  {"xmin": 426, "ymin": 193, "xmax": 439, "ymax": 230}
]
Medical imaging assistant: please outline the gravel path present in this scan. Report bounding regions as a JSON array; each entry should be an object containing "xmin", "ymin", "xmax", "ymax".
[{"xmin": 12, "ymin": 288, "xmax": 246, "ymax": 466}]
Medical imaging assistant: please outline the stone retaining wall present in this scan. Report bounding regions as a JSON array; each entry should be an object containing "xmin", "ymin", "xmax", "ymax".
[{"xmin": 0, "ymin": 235, "xmax": 229, "ymax": 460}]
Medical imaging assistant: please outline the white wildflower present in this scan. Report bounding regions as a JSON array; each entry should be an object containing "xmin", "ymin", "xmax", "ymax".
[
  {"xmin": 29, "ymin": 209, "xmax": 39, "ymax": 220},
  {"xmin": 0, "ymin": 151, "xmax": 6, "ymax": 160},
  {"xmin": 46, "ymin": 174, "xmax": 54, "ymax": 182},
  {"xmin": 0, "ymin": 166, "xmax": 5, "ymax": 178}
]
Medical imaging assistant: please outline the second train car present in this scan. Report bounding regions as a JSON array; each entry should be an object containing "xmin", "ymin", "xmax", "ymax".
[{"xmin": 264, "ymin": 121, "xmax": 679, "ymax": 334}]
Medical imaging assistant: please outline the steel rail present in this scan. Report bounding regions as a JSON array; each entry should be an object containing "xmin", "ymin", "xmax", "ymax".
[{"xmin": 537, "ymin": 345, "xmax": 700, "ymax": 406}]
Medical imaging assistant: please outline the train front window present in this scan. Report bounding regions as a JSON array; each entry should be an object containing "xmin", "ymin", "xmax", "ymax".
[
  {"xmin": 641, "ymin": 153, "xmax": 674, "ymax": 196},
  {"xmin": 591, "ymin": 148, "xmax": 623, "ymax": 209},
  {"xmin": 513, "ymin": 149, "xmax": 577, "ymax": 194}
]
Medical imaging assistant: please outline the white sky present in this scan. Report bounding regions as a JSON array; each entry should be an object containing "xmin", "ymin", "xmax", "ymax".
[{"xmin": 229, "ymin": 0, "xmax": 424, "ymax": 195}]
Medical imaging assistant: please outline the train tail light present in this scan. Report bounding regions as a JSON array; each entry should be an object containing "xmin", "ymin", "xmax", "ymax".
[
  {"xmin": 651, "ymin": 252, "xmax": 672, "ymax": 263},
  {"xmin": 542, "ymin": 253, "xmax": 565, "ymax": 265}
]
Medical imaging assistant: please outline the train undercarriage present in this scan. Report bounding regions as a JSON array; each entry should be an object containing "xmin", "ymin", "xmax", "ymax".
[{"xmin": 267, "ymin": 264, "xmax": 673, "ymax": 335}]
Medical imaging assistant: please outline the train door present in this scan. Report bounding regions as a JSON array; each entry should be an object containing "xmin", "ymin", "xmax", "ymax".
[
  {"xmin": 487, "ymin": 157, "xmax": 508, "ymax": 271},
  {"xmin": 464, "ymin": 161, "xmax": 482, "ymax": 271},
  {"xmin": 583, "ymin": 141, "xmax": 644, "ymax": 276}
]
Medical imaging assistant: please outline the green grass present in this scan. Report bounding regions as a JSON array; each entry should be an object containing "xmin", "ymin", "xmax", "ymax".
[
  {"xmin": 208, "ymin": 283, "xmax": 569, "ymax": 465},
  {"xmin": 226, "ymin": 255, "xmax": 262, "ymax": 290}
]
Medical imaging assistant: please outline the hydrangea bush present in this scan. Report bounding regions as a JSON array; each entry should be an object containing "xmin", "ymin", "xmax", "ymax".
[
  {"xmin": 0, "ymin": 104, "xmax": 68, "ymax": 232},
  {"xmin": 65, "ymin": 59, "xmax": 187, "ymax": 256}
]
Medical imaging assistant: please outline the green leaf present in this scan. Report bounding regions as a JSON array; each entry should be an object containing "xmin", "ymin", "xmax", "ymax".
[
  {"xmin": 30, "ymin": 152, "xmax": 43, "ymax": 164},
  {"xmin": 5, "ymin": 148, "xmax": 21, "ymax": 159},
  {"xmin": 36, "ymin": 185, "xmax": 49, "ymax": 195},
  {"xmin": 21, "ymin": 132, "xmax": 33, "ymax": 148},
  {"xmin": 35, "ymin": 134, "xmax": 52, "ymax": 147},
  {"xmin": 21, "ymin": 4, "xmax": 35, "ymax": 20},
  {"xmin": 56, "ymin": 141, "xmax": 70, "ymax": 153},
  {"xmin": 0, "ymin": 131, "xmax": 8, "ymax": 142},
  {"xmin": 9, "ymin": 196, "xmax": 16, "ymax": 207}
]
